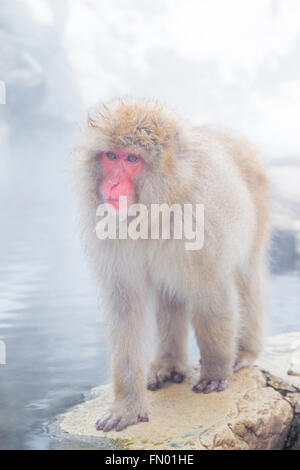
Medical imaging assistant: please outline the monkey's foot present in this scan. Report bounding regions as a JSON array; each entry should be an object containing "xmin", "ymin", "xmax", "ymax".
[
  {"xmin": 192, "ymin": 378, "xmax": 229, "ymax": 394},
  {"xmin": 96, "ymin": 410, "xmax": 149, "ymax": 432},
  {"xmin": 147, "ymin": 361, "xmax": 186, "ymax": 391},
  {"xmin": 147, "ymin": 370, "xmax": 185, "ymax": 391}
]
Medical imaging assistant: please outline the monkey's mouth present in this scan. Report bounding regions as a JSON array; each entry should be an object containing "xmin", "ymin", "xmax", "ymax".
[
  {"xmin": 105, "ymin": 197, "xmax": 119, "ymax": 210},
  {"xmin": 105, "ymin": 197, "xmax": 129, "ymax": 211}
]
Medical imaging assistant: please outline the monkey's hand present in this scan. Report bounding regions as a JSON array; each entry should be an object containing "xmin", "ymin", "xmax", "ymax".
[{"xmin": 95, "ymin": 404, "xmax": 149, "ymax": 432}]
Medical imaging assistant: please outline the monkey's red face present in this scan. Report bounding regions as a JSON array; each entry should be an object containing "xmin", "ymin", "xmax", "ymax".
[{"xmin": 101, "ymin": 150, "xmax": 145, "ymax": 210}]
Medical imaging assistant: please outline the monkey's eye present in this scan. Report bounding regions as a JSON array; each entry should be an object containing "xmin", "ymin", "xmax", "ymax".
[
  {"xmin": 105, "ymin": 151, "xmax": 118, "ymax": 160},
  {"xmin": 127, "ymin": 154, "xmax": 138, "ymax": 163}
]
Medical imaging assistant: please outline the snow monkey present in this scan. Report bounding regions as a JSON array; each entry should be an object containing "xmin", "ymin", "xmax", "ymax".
[{"xmin": 74, "ymin": 99, "xmax": 270, "ymax": 432}]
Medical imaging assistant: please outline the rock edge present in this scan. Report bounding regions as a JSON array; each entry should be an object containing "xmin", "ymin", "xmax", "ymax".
[{"xmin": 58, "ymin": 366, "xmax": 300, "ymax": 450}]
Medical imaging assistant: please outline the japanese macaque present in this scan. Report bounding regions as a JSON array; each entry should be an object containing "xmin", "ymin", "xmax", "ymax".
[{"xmin": 74, "ymin": 99, "xmax": 270, "ymax": 432}]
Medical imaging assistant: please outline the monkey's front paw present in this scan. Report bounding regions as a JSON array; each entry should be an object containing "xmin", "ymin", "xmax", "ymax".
[
  {"xmin": 96, "ymin": 410, "xmax": 149, "ymax": 432},
  {"xmin": 147, "ymin": 361, "xmax": 186, "ymax": 391},
  {"xmin": 192, "ymin": 378, "xmax": 229, "ymax": 394}
]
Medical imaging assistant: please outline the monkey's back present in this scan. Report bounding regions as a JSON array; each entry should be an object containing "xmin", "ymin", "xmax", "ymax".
[
  {"xmin": 194, "ymin": 126, "xmax": 270, "ymax": 262},
  {"xmin": 173, "ymin": 126, "xmax": 271, "ymax": 283}
]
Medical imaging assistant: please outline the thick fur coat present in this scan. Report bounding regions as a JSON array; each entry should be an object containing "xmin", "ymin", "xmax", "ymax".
[{"xmin": 74, "ymin": 99, "xmax": 270, "ymax": 431}]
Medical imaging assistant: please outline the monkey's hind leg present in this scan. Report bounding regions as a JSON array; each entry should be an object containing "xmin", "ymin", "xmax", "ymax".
[
  {"xmin": 147, "ymin": 293, "xmax": 189, "ymax": 391},
  {"xmin": 192, "ymin": 280, "xmax": 238, "ymax": 393},
  {"xmin": 234, "ymin": 267, "xmax": 266, "ymax": 372}
]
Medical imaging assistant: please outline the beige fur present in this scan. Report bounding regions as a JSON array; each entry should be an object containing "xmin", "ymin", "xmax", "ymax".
[{"xmin": 73, "ymin": 99, "xmax": 270, "ymax": 431}]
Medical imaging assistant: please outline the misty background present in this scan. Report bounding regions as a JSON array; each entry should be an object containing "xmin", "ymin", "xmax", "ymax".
[{"xmin": 0, "ymin": 0, "xmax": 299, "ymax": 450}]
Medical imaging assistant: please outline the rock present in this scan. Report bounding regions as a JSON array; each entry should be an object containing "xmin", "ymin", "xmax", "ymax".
[
  {"xmin": 57, "ymin": 333, "xmax": 300, "ymax": 450},
  {"xmin": 255, "ymin": 332, "xmax": 300, "ymax": 388},
  {"xmin": 58, "ymin": 366, "xmax": 298, "ymax": 450}
]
